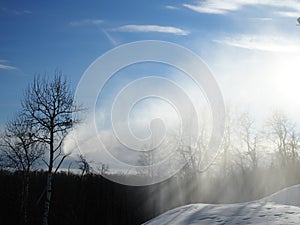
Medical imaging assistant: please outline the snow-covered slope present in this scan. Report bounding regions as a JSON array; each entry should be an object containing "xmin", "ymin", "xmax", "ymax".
[
  {"xmin": 262, "ymin": 184, "xmax": 300, "ymax": 207},
  {"xmin": 143, "ymin": 185, "xmax": 300, "ymax": 225}
]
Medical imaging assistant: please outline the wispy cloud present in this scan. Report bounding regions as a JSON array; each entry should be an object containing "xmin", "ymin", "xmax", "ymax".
[
  {"xmin": 248, "ymin": 17, "xmax": 273, "ymax": 21},
  {"xmin": 0, "ymin": 7, "xmax": 31, "ymax": 15},
  {"xmin": 102, "ymin": 29, "xmax": 119, "ymax": 47},
  {"xmin": 183, "ymin": 0, "xmax": 300, "ymax": 15},
  {"xmin": 165, "ymin": 5, "xmax": 180, "ymax": 10},
  {"xmin": 113, "ymin": 25, "xmax": 189, "ymax": 36},
  {"xmin": 276, "ymin": 11, "xmax": 300, "ymax": 18},
  {"xmin": 0, "ymin": 63, "xmax": 17, "ymax": 70},
  {"xmin": 70, "ymin": 19, "xmax": 103, "ymax": 26},
  {"xmin": 214, "ymin": 34, "xmax": 300, "ymax": 53},
  {"xmin": 183, "ymin": 1, "xmax": 239, "ymax": 14}
]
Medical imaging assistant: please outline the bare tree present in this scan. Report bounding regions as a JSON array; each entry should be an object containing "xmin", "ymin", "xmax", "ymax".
[
  {"xmin": 177, "ymin": 136, "xmax": 205, "ymax": 178},
  {"xmin": 288, "ymin": 131, "xmax": 300, "ymax": 164},
  {"xmin": 0, "ymin": 114, "xmax": 44, "ymax": 225},
  {"xmin": 174, "ymin": 112, "xmax": 211, "ymax": 179},
  {"xmin": 21, "ymin": 72, "xmax": 80, "ymax": 225},
  {"xmin": 77, "ymin": 154, "xmax": 92, "ymax": 177},
  {"xmin": 239, "ymin": 112, "xmax": 259, "ymax": 170},
  {"xmin": 220, "ymin": 108, "xmax": 235, "ymax": 175},
  {"xmin": 98, "ymin": 163, "xmax": 109, "ymax": 175},
  {"xmin": 267, "ymin": 111, "xmax": 298, "ymax": 166},
  {"xmin": 138, "ymin": 146, "xmax": 157, "ymax": 178}
]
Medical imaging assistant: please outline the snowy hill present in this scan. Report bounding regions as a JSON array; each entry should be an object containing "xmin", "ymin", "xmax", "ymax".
[
  {"xmin": 143, "ymin": 185, "xmax": 300, "ymax": 225},
  {"xmin": 262, "ymin": 184, "xmax": 300, "ymax": 207}
]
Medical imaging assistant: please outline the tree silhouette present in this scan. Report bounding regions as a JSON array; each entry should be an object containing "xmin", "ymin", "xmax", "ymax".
[
  {"xmin": 0, "ymin": 114, "xmax": 44, "ymax": 225},
  {"xmin": 21, "ymin": 72, "xmax": 80, "ymax": 225}
]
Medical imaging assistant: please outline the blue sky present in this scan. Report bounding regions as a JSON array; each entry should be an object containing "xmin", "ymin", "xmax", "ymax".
[{"xmin": 1, "ymin": 0, "xmax": 300, "ymax": 126}]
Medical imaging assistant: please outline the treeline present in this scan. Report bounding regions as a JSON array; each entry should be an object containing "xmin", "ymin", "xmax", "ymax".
[
  {"xmin": 0, "ymin": 170, "xmax": 202, "ymax": 225},
  {"xmin": 1, "ymin": 161, "xmax": 300, "ymax": 225},
  {"xmin": 0, "ymin": 170, "xmax": 152, "ymax": 225}
]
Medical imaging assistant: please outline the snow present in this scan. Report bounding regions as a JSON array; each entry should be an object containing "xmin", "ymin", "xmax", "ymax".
[
  {"xmin": 143, "ymin": 185, "xmax": 300, "ymax": 225},
  {"xmin": 262, "ymin": 184, "xmax": 300, "ymax": 207}
]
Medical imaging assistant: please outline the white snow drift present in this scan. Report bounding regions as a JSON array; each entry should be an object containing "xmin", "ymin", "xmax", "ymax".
[{"xmin": 143, "ymin": 184, "xmax": 300, "ymax": 225}]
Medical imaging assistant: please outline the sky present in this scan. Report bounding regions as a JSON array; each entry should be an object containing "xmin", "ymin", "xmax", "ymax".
[
  {"xmin": 0, "ymin": 0, "xmax": 300, "ymax": 124},
  {"xmin": 1, "ymin": 1, "xmax": 300, "ymax": 176}
]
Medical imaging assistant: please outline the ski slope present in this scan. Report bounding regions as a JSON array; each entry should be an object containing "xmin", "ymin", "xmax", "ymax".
[{"xmin": 143, "ymin": 185, "xmax": 300, "ymax": 225}]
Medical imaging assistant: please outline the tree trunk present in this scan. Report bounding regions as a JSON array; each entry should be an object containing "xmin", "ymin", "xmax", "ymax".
[
  {"xmin": 42, "ymin": 172, "xmax": 52, "ymax": 225},
  {"xmin": 42, "ymin": 130, "xmax": 54, "ymax": 225},
  {"xmin": 20, "ymin": 171, "xmax": 29, "ymax": 225}
]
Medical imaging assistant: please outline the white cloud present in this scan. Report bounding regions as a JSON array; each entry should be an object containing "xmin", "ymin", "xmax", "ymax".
[
  {"xmin": 64, "ymin": 70, "xmax": 210, "ymax": 169},
  {"xmin": 214, "ymin": 35, "xmax": 300, "ymax": 53},
  {"xmin": 63, "ymin": 99, "xmax": 184, "ymax": 169},
  {"xmin": 183, "ymin": 0, "xmax": 300, "ymax": 15},
  {"xmin": 165, "ymin": 5, "xmax": 180, "ymax": 10},
  {"xmin": 183, "ymin": 1, "xmax": 240, "ymax": 14},
  {"xmin": 0, "ymin": 63, "xmax": 17, "ymax": 70},
  {"xmin": 276, "ymin": 11, "xmax": 300, "ymax": 18},
  {"xmin": 0, "ymin": 7, "xmax": 31, "ymax": 15},
  {"xmin": 113, "ymin": 25, "xmax": 189, "ymax": 36},
  {"xmin": 70, "ymin": 19, "xmax": 103, "ymax": 26},
  {"xmin": 248, "ymin": 17, "xmax": 273, "ymax": 21}
]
